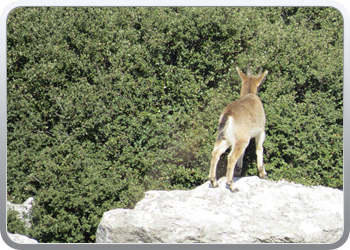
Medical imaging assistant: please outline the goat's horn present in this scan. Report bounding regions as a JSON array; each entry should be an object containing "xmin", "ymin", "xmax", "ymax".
[{"xmin": 247, "ymin": 65, "xmax": 251, "ymax": 76}]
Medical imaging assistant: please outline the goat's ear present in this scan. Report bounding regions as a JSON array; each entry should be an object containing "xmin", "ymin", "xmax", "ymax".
[
  {"xmin": 256, "ymin": 70, "xmax": 268, "ymax": 86},
  {"xmin": 236, "ymin": 67, "xmax": 248, "ymax": 82}
]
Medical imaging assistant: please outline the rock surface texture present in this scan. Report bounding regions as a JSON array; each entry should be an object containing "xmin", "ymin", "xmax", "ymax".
[
  {"xmin": 7, "ymin": 197, "xmax": 34, "ymax": 229},
  {"xmin": 7, "ymin": 233, "xmax": 39, "ymax": 244},
  {"xmin": 6, "ymin": 197, "xmax": 38, "ymax": 243},
  {"xmin": 96, "ymin": 176, "xmax": 343, "ymax": 243}
]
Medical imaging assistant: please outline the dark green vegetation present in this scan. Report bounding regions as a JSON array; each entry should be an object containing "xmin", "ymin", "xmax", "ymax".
[
  {"xmin": 7, "ymin": 210, "xmax": 28, "ymax": 235},
  {"xmin": 7, "ymin": 7, "xmax": 343, "ymax": 243}
]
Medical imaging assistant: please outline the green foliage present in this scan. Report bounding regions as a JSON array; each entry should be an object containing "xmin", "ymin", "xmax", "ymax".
[
  {"xmin": 239, "ymin": 7, "xmax": 343, "ymax": 188},
  {"xmin": 7, "ymin": 7, "xmax": 343, "ymax": 243},
  {"xmin": 7, "ymin": 210, "xmax": 28, "ymax": 235}
]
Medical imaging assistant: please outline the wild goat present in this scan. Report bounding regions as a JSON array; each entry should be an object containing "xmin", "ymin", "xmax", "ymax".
[{"xmin": 209, "ymin": 66, "xmax": 268, "ymax": 192}]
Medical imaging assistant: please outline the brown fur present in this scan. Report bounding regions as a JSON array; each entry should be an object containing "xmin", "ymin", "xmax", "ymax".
[{"xmin": 209, "ymin": 66, "xmax": 268, "ymax": 192}]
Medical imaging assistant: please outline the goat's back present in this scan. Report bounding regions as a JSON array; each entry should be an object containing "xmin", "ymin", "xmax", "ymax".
[{"xmin": 218, "ymin": 93, "xmax": 265, "ymax": 140}]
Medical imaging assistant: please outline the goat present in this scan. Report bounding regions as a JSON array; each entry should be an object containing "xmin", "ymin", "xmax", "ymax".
[{"xmin": 209, "ymin": 66, "xmax": 268, "ymax": 192}]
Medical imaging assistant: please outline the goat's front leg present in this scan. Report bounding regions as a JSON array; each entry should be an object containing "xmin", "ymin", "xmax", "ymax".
[
  {"xmin": 255, "ymin": 131, "xmax": 267, "ymax": 179},
  {"xmin": 234, "ymin": 153, "xmax": 244, "ymax": 177}
]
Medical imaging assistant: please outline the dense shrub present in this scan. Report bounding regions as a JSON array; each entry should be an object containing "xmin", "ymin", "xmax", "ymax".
[
  {"xmin": 7, "ymin": 7, "xmax": 343, "ymax": 243},
  {"xmin": 7, "ymin": 210, "xmax": 28, "ymax": 235}
]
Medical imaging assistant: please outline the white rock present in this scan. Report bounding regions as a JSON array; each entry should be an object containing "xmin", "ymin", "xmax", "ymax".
[
  {"xmin": 7, "ymin": 233, "xmax": 38, "ymax": 244},
  {"xmin": 96, "ymin": 176, "xmax": 343, "ymax": 243},
  {"xmin": 7, "ymin": 197, "xmax": 35, "ymax": 229},
  {"xmin": 7, "ymin": 197, "xmax": 39, "ymax": 243}
]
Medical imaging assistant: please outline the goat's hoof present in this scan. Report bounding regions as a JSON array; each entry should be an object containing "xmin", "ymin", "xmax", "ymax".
[
  {"xmin": 227, "ymin": 182, "xmax": 239, "ymax": 193},
  {"xmin": 210, "ymin": 180, "xmax": 219, "ymax": 188},
  {"xmin": 260, "ymin": 173, "xmax": 268, "ymax": 179}
]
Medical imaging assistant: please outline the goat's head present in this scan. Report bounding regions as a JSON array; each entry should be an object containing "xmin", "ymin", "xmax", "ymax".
[{"xmin": 236, "ymin": 66, "xmax": 268, "ymax": 97}]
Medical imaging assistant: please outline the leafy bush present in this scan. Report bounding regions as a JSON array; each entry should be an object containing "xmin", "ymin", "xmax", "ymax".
[
  {"xmin": 7, "ymin": 7, "xmax": 342, "ymax": 243},
  {"xmin": 7, "ymin": 210, "xmax": 28, "ymax": 235}
]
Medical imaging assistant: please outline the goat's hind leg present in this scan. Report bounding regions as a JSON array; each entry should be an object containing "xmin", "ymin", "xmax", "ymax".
[
  {"xmin": 226, "ymin": 140, "xmax": 248, "ymax": 192},
  {"xmin": 209, "ymin": 139, "xmax": 229, "ymax": 188}
]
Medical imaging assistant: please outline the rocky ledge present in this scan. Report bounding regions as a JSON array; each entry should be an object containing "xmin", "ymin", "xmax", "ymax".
[
  {"xmin": 96, "ymin": 176, "xmax": 343, "ymax": 243},
  {"xmin": 7, "ymin": 233, "xmax": 38, "ymax": 244}
]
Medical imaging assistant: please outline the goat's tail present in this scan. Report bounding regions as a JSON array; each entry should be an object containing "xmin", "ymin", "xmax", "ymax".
[{"xmin": 216, "ymin": 114, "xmax": 230, "ymax": 140}]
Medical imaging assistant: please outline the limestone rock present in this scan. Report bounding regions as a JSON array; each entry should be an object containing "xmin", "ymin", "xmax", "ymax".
[
  {"xmin": 7, "ymin": 197, "xmax": 34, "ymax": 228},
  {"xmin": 6, "ymin": 197, "xmax": 39, "ymax": 243},
  {"xmin": 7, "ymin": 233, "xmax": 38, "ymax": 243},
  {"xmin": 96, "ymin": 176, "xmax": 343, "ymax": 243}
]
